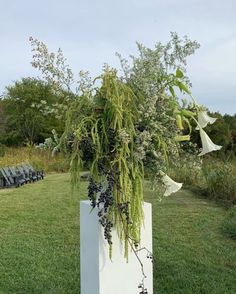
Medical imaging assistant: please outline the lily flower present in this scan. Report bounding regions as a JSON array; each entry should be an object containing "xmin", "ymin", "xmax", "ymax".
[
  {"xmin": 198, "ymin": 128, "xmax": 222, "ymax": 156},
  {"xmin": 196, "ymin": 111, "xmax": 217, "ymax": 130},
  {"xmin": 160, "ymin": 172, "xmax": 183, "ymax": 196}
]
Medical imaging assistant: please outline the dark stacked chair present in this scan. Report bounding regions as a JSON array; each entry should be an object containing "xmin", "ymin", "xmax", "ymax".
[{"xmin": 0, "ymin": 164, "xmax": 45, "ymax": 189}]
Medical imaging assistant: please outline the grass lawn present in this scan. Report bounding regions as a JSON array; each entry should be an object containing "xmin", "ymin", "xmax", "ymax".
[{"xmin": 0, "ymin": 173, "xmax": 236, "ymax": 294}]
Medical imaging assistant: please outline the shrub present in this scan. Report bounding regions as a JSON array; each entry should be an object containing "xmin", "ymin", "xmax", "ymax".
[
  {"xmin": 202, "ymin": 161, "xmax": 236, "ymax": 207},
  {"xmin": 221, "ymin": 206, "xmax": 236, "ymax": 240},
  {"xmin": 169, "ymin": 142, "xmax": 204, "ymax": 188},
  {"xmin": 0, "ymin": 143, "xmax": 6, "ymax": 157},
  {"xmin": 170, "ymin": 157, "xmax": 203, "ymax": 188}
]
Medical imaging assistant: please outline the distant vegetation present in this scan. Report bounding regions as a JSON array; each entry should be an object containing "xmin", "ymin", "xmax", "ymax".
[
  {"xmin": 0, "ymin": 147, "xmax": 69, "ymax": 173},
  {"xmin": 0, "ymin": 78, "xmax": 65, "ymax": 146}
]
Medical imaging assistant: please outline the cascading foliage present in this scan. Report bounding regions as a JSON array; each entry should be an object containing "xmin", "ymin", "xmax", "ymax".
[{"xmin": 65, "ymin": 69, "xmax": 145, "ymax": 258}]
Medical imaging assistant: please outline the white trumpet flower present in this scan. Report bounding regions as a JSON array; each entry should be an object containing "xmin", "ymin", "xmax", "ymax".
[
  {"xmin": 198, "ymin": 128, "xmax": 222, "ymax": 156},
  {"xmin": 196, "ymin": 111, "xmax": 217, "ymax": 130},
  {"xmin": 161, "ymin": 172, "xmax": 183, "ymax": 196}
]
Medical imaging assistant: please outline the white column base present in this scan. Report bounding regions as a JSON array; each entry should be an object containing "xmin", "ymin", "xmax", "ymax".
[{"xmin": 80, "ymin": 200, "xmax": 153, "ymax": 294}]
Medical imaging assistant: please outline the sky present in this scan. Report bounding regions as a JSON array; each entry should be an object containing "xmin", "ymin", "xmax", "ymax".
[{"xmin": 0, "ymin": 0, "xmax": 235, "ymax": 114}]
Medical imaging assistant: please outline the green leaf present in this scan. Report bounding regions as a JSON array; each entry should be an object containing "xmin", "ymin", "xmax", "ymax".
[
  {"xmin": 169, "ymin": 86, "xmax": 176, "ymax": 97},
  {"xmin": 176, "ymin": 68, "xmax": 184, "ymax": 78},
  {"xmin": 178, "ymin": 82, "xmax": 191, "ymax": 94},
  {"xmin": 183, "ymin": 116, "xmax": 192, "ymax": 134},
  {"xmin": 181, "ymin": 109, "xmax": 196, "ymax": 118}
]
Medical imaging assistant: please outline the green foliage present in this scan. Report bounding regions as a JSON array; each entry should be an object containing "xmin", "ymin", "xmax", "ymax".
[
  {"xmin": 117, "ymin": 32, "xmax": 200, "ymax": 90},
  {"xmin": 224, "ymin": 113, "xmax": 236, "ymax": 156},
  {"xmin": 2, "ymin": 78, "xmax": 64, "ymax": 146},
  {"xmin": 35, "ymin": 129, "xmax": 60, "ymax": 153},
  {"xmin": 202, "ymin": 161, "xmax": 236, "ymax": 207},
  {"xmin": 191, "ymin": 112, "xmax": 236, "ymax": 158},
  {"xmin": 29, "ymin": 36, "xmax": 74, "ymax": 93},
  {"xmin": 169, "ymin": 142, "xmax": 203, "ymax": 188},
  {"xmin": 221, "ymin": 206, "xmax": 236, "ymax": 240},
  {"xmin": 66, "ymin": 69, "xmax": 144, "ymax": 257},
  {"xmin": 203, "ymin": 113, "xmax": 231, "ymax": 156},
  {"xmin": 0, "ymin": 143, "xmax": 6, "ymax": 157},
  {"xmin": 117, "ymin": 33, "xmax": 201, "ymax": 188}
]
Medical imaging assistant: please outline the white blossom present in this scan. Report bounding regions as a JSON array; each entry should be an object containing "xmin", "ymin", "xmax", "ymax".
[
  {"xmin": 198, "ymin": 129, "xmax": 222, "ymax": 156},
  {"xmin": 161, "ymin": 172, "xmax": 183, "ymax": 196},
  {"xmin": 196, "ymin": 111, "xmax": 217, "ymax": 130}
]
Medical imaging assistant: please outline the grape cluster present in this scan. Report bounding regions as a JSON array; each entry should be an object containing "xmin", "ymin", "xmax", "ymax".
[
  {"xmin": 107, "ymin": 127, "xmax": 116, "ymax": 152},
  {"xmin": 97, "ymin": 158, "xmax": 107, "ymax": 176},
  {"xmin": 99, "ymin": 214, "xmax": 113, "ymax": 245},
  {"xmin": 66, "ymin": 133, "xmax": 75, "ymax": 153},
  {"xmin": 79, "ymin": 136, "xmax": 94, "ymax": 163},
  {"xmin": 97, "ymin": 184, "xmax": 114, "ymax": 212},
  {"xmin": 138, "ymin": 284, "xmax": 148, "ymax": 294},
  {"xmin": 117, "ymin": 201, "xmax": 131, "ymax": 224},
  {"xmin": 88, "ymin": 177, "xmax": 102, "ymax": 208},
  {"xmin": 87, "ymin": 167, "xmax": 116, "ymax": 246},
  {"xmin": 97, "ymin": 171, "xmax": 115, "ymax": 244}
]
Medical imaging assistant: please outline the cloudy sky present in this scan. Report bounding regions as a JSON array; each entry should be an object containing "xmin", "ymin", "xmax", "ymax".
[{"xmin": 0, "ymin": 0, "xmax": 235, "ymax": 114}]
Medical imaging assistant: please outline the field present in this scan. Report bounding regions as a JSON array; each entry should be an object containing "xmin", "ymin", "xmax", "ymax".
[{"xmin": 0, "ymin": 174, "xmax": 236, "ymax": 294}]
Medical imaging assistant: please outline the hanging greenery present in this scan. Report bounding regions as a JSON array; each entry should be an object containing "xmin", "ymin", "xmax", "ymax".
[{"xmin": 64, "ymin": 69, "xmax": 145, "ymax": 259}]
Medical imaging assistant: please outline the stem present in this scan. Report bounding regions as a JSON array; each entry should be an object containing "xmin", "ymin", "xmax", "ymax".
[
  {"xmin": 190, "ymin": 114, "xmax": 202, "ymax": 130},
  {"xmin": 190, "ymin": 94, "xmax": 198, "ymax": 106},
  {"xmin": 117, "ymin": 209, "xmax": 148, "ymax": 288}
]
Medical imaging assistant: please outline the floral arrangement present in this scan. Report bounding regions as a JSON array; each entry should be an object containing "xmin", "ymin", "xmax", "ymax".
[{"xmin": 29, "ymin": 34, "xmax": 222, "ymax": 294}]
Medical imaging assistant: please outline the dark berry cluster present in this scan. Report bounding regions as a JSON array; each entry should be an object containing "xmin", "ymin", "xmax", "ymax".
[
  {"xmin": 87, "ymin": 166, "xmax": 117, "ymax": 246},
  {"xmin": 88, "ymin": 177, "xmax": 102, "ymax": 208},
  {"xmin": 66, "ymin": 133, "xmax": 75, "ymax": 153},
  {"xmin": 99, "ymin": 214, "xmax": 113, "ymax": 245},
  {"xmin": 138, "ymin": 283, "xmax": 148, "ymax": 294},
  {"xmin": 107, "ymin": 127, "xmax": 116, "ymax": 152},
  {"xmin": 79, "ymin": 136, "xmax": 95, "ymax": 163},
  {"xmin": 96, "ymin": 171, "xmax": 116, "ymax": 245},
  {"xmin": 117, "ymin": 201, "xmax": 132, "ymax": 224},
  {"xmin": 146, "ymin": 252, "xmax": 153, "ymax": 262},
  {"xmin": 97, "ymin": 173, "xmax": 114, "ymax": 211},
  {"xmin": 97, "ymin": 158, "xmax": 107, "ymax": 176}
]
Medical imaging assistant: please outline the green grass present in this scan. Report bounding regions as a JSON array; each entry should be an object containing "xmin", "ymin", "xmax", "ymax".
[{"xmin": 0, "ymin": 174, "xmax": 236, "ymax": 294}]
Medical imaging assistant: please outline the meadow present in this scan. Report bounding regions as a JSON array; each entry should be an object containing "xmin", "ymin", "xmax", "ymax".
[
  {"xmin": 0, "ymin": 147, "xmax": 69, "ymax": 173},
  {"xmin": 0, "ymin": 173, "xmax": 236, "ymax": 294}
]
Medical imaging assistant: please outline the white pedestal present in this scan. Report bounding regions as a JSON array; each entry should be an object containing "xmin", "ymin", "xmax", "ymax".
[{"xmin": 80, "ymin": 200, "xmax": 153, "ymax": 294}]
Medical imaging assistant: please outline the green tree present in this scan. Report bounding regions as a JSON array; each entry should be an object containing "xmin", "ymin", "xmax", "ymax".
[
  {"xmin": 2, "ymin": 77, "xmax": 64, "ymax": 146},
  {"xmin": 224, "ymin": 114, "xmax": 236, "ymax": 156}
]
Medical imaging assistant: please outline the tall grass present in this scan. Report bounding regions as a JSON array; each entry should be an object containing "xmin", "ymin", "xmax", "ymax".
[
  {"xmin": 169, "ymin": 155, "xmax": 203, "ymax": 189},
  {"xmin": 0, "ymin": 147, "xmax": 69, "ymax": 173},
  {"xmin": 170, "ymin": 155, "xmax": 236, "ymax": 208},
  {"xmin": 202, "ymin": 160, "xmax": 236, "ymax": 208}
]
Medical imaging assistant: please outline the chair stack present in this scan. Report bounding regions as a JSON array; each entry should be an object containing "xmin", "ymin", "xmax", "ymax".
[{"xmin": 0, "ymin": 164, "xmax": 44, "ymax": 188}]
